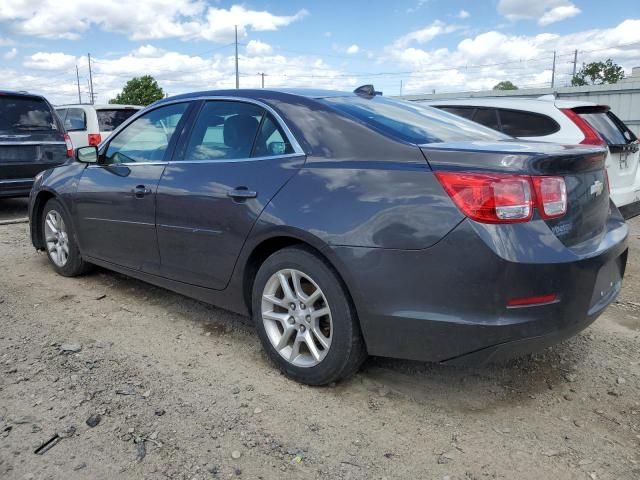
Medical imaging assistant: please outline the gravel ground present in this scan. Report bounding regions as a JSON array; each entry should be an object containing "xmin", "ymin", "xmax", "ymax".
[{"xmin": 0, "ymin": 198, "xmax": 639, "ymax": 480}]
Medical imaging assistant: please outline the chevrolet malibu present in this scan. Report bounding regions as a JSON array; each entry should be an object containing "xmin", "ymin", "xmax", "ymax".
[{"xmin": 29, "ymin": 87, "xmax": 628, "ymax": 385}]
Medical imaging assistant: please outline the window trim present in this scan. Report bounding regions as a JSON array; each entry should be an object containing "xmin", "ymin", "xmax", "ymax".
[{"xmin": 97, "ymin": 96, "xmax": 305, "ymax": 166}]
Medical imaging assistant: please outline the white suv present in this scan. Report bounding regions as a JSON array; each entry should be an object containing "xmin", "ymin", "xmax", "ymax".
[
  {"xmin": 55, "ymin": 104, "xmax": 142, "ymax": 149},
  {"xmin": 421, "ymin": 97, "xmax": 640, "ymax": 216}
]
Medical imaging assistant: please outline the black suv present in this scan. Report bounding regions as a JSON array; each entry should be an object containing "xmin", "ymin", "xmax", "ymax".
[{"xmin": 0, "ymin": 91, "xmax": 72, "ymax": 198}]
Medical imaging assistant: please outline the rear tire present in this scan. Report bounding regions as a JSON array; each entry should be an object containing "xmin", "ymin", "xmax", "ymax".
[
  {"xmin": 252, "ymin": 246, "xmax": 367, "ymax": 385},
  {"xmin": 41, "ymin": 198, "xmax": 90, "ymax": 277}
]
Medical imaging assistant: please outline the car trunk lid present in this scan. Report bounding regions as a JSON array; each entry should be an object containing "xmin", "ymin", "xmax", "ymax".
[{"xmin": 420, "ymin": 141, "xmax": 610, "ymax": 247}]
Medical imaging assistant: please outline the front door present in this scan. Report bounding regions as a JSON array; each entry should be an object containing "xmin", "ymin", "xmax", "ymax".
[
  {"xmin": 74, "ymin": 102, "xmax": 190, "ymax": 271},
  {"xmin": 156, "ymin": 100, "xmax": 305, "ymax": 289}
]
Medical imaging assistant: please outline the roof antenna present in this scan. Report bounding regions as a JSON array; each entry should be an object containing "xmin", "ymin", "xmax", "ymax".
[{"xmin": 353, "ymin": 84, "xmax": 382, "ymax": 97}]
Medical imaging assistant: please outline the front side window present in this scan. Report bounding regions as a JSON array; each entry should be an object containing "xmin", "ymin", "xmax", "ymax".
[
  {"xmin": 322, "ymin": 96, "xmax": 508, "ymax": 144},
  {"xmin": 104, "ymin": 102, "xmax": 188, "ymax": 164},
  {"xmin": 63, "ymin": 108, "xmax": 87, "ymax": 131},
  {"xmin": 183, "ymin": 101, "xmax": 264, "ymax": 161}
]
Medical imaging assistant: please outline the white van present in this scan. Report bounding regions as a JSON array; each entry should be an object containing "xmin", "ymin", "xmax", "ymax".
[{"xmin": 55, "ymin": 104, "xmax": 142, "ymax": 148}]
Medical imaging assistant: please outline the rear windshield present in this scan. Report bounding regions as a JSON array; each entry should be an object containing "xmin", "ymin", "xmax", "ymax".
[
  {"xmin": 97, "ymin": 109, "xmax": 139, "ymax": 131},
  {"xmin": 0, "ymin": 95, "xmax": 58, "ymax": 133},
  {"xmin": 321, "ymin": 96, "xmax": 509, "ymax": 144},
  {"xmin": 578, "ymin": 111, "xmax": 634, "ymax": 145}
]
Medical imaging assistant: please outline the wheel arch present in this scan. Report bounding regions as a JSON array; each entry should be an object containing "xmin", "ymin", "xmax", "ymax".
[{"xmin": 31, "ymin": 189, "xmax": 58, "ymax": 250}]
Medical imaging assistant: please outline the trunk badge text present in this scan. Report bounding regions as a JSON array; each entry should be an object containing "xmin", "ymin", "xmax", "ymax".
[{"xmin": 590, "ymin": 180, "xmax": 604, "ymax": 197}]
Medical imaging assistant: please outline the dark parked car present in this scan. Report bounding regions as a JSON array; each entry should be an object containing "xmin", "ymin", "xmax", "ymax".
[
  {"xmin": 29, "ymin": 88, "xmax": 628, "ymax": 385},
  {"xmin": 0, "ymin": 91, "xmax": 72, "ymax": 198}
]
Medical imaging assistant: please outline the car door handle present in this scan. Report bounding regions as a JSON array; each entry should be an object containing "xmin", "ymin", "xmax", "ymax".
[
  {"xmin": 227, "ymin": 187, "xmax": 257, "ymax": 200},
  {"xmin": 132, "ymin": 185, "xmax": 152, "ymax": 198}
]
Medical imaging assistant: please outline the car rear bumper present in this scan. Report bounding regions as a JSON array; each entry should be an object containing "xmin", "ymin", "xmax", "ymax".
[
  {"xmin": 330, "ymin": 213, "xmax": 628, "ymax": 365},
  {"xmin": 0, "ymin": 178, "xmax": 34, "ymax": 197}
]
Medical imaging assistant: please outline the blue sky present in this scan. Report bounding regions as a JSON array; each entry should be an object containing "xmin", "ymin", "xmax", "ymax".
[{"xmin": 1, "ymin": 0, "xmax": 639, "ymax": 103}]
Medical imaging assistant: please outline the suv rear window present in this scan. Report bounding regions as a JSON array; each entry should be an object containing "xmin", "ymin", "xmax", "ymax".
[
  {"xmin": 97, "ymin": 109, "xmax": 139, "ymax": 131},
  {"xmin": 322, "ymin": 96, "xmax": 508, "ymax": 144},
  {"xmin": 578, "ymin": 111, "xmax": 633, "ymax": 145},
  {"xmin": 497, "ymin": 109, "xmax": 559, "ymax": 137},
  {"xmin": 0, "ymin": 95, "xmax": 58, "ymax": 133}
]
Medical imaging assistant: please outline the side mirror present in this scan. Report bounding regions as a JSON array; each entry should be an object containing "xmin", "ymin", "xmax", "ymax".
[{"xmin": 76, "ymin": 145, "xmax": 98, "ymax": 164}]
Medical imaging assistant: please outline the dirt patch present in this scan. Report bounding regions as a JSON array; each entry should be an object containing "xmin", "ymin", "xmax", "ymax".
[{"xmin": 1, "ymin": 218, "xmax": 639, "ymax": 480}]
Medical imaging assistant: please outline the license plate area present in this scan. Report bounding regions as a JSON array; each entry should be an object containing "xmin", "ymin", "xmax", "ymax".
[{"xmin": 0, "ymin": 145, "xmax": 40, "ymax": 162}]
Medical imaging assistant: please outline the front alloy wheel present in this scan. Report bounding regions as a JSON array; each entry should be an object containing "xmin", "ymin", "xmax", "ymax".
[
  {"xmin": 44, "ymin": 209, "xmax": 69, "ymax": 267},
  {"xmin": 261, "ymin": 269, "xmax": 333, "ymax": 368}
]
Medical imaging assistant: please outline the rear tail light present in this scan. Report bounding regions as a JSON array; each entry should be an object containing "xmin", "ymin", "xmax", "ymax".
[
  {"xmin": 88, "ymin": 133, "xmax": 102, "ymax": 146},
  {"xmin": 532, "ymin": 176, "xmax": 567, "ymax": 219},
  {"xmin": 560, "ymin": 108, "xmax": 605, "ymax": 146},
  {"xmin": 507, "ymin": 293, "xmax": 558, "ymax": 308},
  {"xmin": 63, "ymin": 133, "xmax": 73, "ymax": 157},
  {"xmin": 435, "ymin": 171, "xmax": 567, "ymax": 224}
]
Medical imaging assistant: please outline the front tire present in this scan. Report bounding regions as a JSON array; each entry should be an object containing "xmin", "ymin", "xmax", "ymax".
[
  {"xmin": 252, "ymin": 246, "xmax": 367, "ymax": 385},
  {"xmin": 42, "ymin": 199, "xmax": 90, "ymax": 277}
]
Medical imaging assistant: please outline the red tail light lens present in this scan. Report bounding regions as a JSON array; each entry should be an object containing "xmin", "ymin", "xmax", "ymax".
[
  {"xmin": 507, "ymin": 293, "xmax": 558, "ymax": 308},
  {"xmin": 88, "ymin": 133, "xmax": 102, "ymax": 146},
  {"xmin": 560, "ymin": 108, "xmax": 605, "ymax": 146},
  {"xmin": 435, "ymin": 172, "xmax": 533, "ymax": 223},
  {"xmin": 63, "ymin": 133, "xmax": 73, "ymax": 157},
  {"xmin": 436, "ymin": 172, "xmax": 568, "ymax": 224},
  {"xmin": 532, "ymin": 176, "xmax": 567, "ymax": 219}
]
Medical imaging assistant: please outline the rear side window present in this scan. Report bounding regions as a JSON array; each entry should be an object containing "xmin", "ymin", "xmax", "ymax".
[
  {"xmin": 473, "ymin": 108, "xmax": 500, "ymax": 131},
  {"xmin": 322, "ymin": 97, "xmax": 508, "ymax": 144},
  {"xmin": 184, "ymin": 101, "xmax": 264, "ymax": 161},
  {"xmin": 438, "ymin": 106, "xmax": 475, "ymax": 120},
  {"xmin": 497, "ymin": 109, "xmax": 559, "ymax": 137},
  {"xmin": 97, "ymin": 109, "xmax": 139, "ymax": 131},
  {"xmin": 63, "ymin": 108, "xmax": 87, "ymax": 131},
  {"xmin": 252, "ymin": 114, "xmax": 295, "ymax": 157},
  {"xmin": 578, "ymin": 111, "xmax": 629, "ymax": 145},
  {"xmin": 0, "ymin": 95, "xmax": 58, "ymax": 133}
]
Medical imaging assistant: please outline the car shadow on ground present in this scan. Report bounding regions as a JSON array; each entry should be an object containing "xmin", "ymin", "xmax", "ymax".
[{"xmin": 39, "ymin": 257, "xmax": 585, "ymax": 415}]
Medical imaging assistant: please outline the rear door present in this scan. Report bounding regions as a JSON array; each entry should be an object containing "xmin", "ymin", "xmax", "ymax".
[
  {"xmin": 155, "ymin": 99, "xmax": 305, "ymax": 289},
  {"xmin": 0, "ymin": 94, "xmax": 68, "ymax": 194},
  {"xmin": 574, "ymin": 106, "xmax": 640, "ymax": 206},
  {"xmin": 58, "ymin": 107, "xmax": 88, "ymax": 148},
  {"xmin": 74, "ymin": 102, "xmax": 191, "ymax": 271}
]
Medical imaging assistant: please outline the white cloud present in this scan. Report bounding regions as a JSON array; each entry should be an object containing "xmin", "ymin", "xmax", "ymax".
[
  {"xmin": 3, "ymin": 47, "xmax": 17, "ymax": 60},
  {"xmin": 0, "ymin": 1, "xmax": 308, "ymax": 41},
  {"xmin": 24, "ymin": 52, "xmax": 78, "ymax": 70},
  {"xmin": 497, "ymin": 0, "xmax": 580, "ymax": 25},
  {"xmin": 0, "ymin": 37, "xmax": 14, "ymax": 46},
  {"xmin": 246, "ymin": 40, "xmax": 273, "ymax": 56},
  {"xmin": 323, "ymin": 31, "xmax": 332, "ymax": 38},
  {"xmin": 538, "ymin": 5, "xmax": 581, "ymax": 26},
  {"xmin": 383, "ymin": 19, "xmax": 640, "ymax": 94},
  {"xmin": 393, "ymin": 21, "xmax": 460, "ymax": 49},
  {"xmin": 346, "ymin": 44, "xmax": 359, "ymax": 55},
  {"xmin": 457, "ymin": 10, "xmax": 470, "ymax": 19}
]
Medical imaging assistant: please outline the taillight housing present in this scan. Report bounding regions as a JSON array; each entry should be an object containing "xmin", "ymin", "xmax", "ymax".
[
  {"xmin": 88, "ymin": 133, "xmax": 102, "ymax": 146},
  {"xmin": 532, "ymin": 176, "xmax": 567, "ymax": 219},
  {"xmin": 63, "ymin": 133, "xmax": 73, "ymax": 157},
  {"xmin": 560, "ymin": 108, "xmax": 605, "ymax": 146},
  {"xmin": 435, "ymin": 171, "xmax": 567, "ymax": 224}
]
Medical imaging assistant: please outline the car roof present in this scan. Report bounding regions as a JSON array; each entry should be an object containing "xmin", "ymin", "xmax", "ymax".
[
  {"xmin": 421, "ymin": 96, "xmax": 601, "ymax": 110},
  {"xmin": 55, "ymin": 103, "xmax": 143, "ymax": 109},
  {"xmin": 155, "ymin": 88, "xmax": 356, "ymax": 105},
  {"xmin": 0, "ymin": 90, "xmax": 47, "ymax": 101}
]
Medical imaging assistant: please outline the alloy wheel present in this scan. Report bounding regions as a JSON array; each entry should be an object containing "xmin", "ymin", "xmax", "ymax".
[
  {"xmin": 261, "ymin": 268, "xmax": 333, "ymax": 368},
  {"xmin": 44, "ymin": 210, "xmax": 69, "ymax": 267}
]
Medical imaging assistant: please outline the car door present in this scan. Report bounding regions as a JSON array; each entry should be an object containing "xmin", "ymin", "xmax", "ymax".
[
  {"xmin": 74, "ymin": 102, "xmax": 191, "ymax": 271},
  {"xmin": 155, "ymin": 99, "xmax": 305, "ymax": 289},
  {"xmin": 58, "ymin": 107, "xmax": 88, "ymax": 148}
]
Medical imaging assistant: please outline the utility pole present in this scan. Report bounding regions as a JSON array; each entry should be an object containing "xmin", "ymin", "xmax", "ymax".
[
  {"xmin": 87, "ymin": 53, "xmax": 95, "ymax": 104},
  {"xmin": 551, "ymin": 50, "xmax": 557, "ymax": 88},
  {"xmin": 400, "ymin": 80, "xmax": 403, "ymax": 97},
  {"xmin": 234, "ymin": 25, "xmax": 239, "ymax": 89},
  {"xmin": 259, "ymin": 72, "xmax": 265, "ymax": 88},
  {"xmin": 571, "ymin": 49, "xmax": 578, "ymax": 78},
  {"xmin": 75, "ymin": 65, "xmax": 82, "ymax": 103}
]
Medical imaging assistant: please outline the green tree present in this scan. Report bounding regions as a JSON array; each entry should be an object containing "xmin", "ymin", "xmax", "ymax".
[
  {"xmin": 493, "ymin": 80, "xmax": 518, "ymax": 91},
  {"xmin": 571, "ymin": 59, "xmax": 625, "ymax": 86},
  {"xmin": 109, "ymin": 75, "xmax": 165, "ymax": 106}
]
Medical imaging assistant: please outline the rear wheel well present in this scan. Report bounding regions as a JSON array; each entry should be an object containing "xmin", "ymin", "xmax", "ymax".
[
  {"xmin": 242, "ymin": 237, "xmax": 357, "ymax": 321},
  {"xmin": 32, "ymin": 191, "xmax": 56, "ymax": 249}
]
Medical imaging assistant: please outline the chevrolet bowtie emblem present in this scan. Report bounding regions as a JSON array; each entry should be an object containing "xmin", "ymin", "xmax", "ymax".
[{"xmin": 590, "ymin": 180, "xmax": 604, "ymax": 196}]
